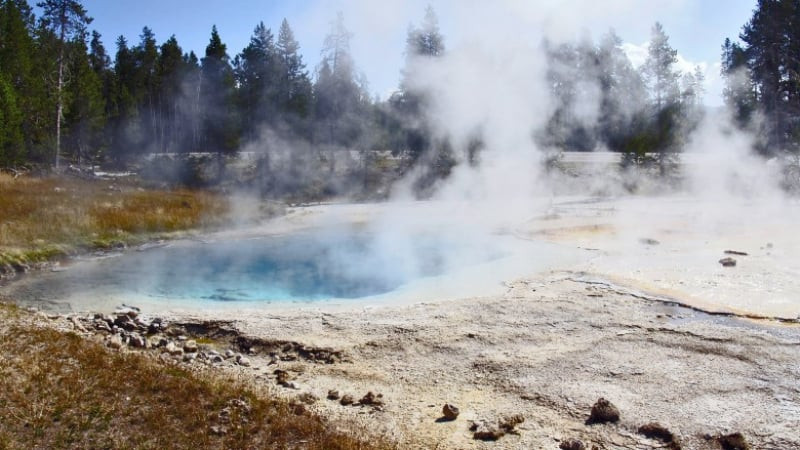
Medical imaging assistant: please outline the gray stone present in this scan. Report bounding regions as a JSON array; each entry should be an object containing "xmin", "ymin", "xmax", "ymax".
[
  {"xmin": 719, "ymin": 257, "xmax": 737, "ymax": 267},
  {"xmin": 165, "ymin": 341, "xmax": 183, "ymax": 356},
  {"xmin": 113, "ymin": 314, "xmax": 137, "ymax": 331},
  {"xmin": 183, "ymin": 340, "xmax": 199, "ymax": 353},
  {"xmin": 128, "ymin": 332, "xmax": 147, "ymax": 348},
  {"xmin": 148, "ymin": 336, "xmax": 168, "ymax": 348},
  {"xmin": 93, "ymin": 319, "xmax": 112, "ymax": 333},
  {"xmin": 114, "ymin": 306, "xmax": 139, "ymax": 318}
]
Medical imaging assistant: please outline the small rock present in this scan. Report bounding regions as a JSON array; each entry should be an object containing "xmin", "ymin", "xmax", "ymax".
[
  {"xmin": 237, "ymin": 357, "xmax": 251, "ymax": 367},
  {"xmin": 639, "ymin": 238, "xmax": 660, "ymax": 245},
  {"xmin": 93, "ymin": 318, "xmax": 112, "ymax": 333},
  {"xmin": 114, "ymin": 306, "xmax": 139, "ymax": 318},
  {"xmin": 210, "ymin": 354, "xmax": 224, "ymax": 364},
  {"xmin": 128, "ymin": 332, "xmax": 147, "ymax": 348},
  {"xmin": 274, "ymin": 369, "xmax": 292, "ymax": 386},
  {"xmin": 209, "ymin": 425, "xmax": 227, "ymax": 436},
  {"xmin": 183, "ymin": 340, "xmax": 198, "ymax": 353},
  {"xmin": 147, "ymin": 322, "xmax": 162, "ymax": 334},
  {"xmin": 297, "ymin": 392, "xmax": 318, "ymax": 404},
  {"xmin": 183, "ymin": 352, "xmax": 197, "ymax": 362},
  {"xmin": 218, "ymin": 407, "xmax": 231, "ymax": 424},
  {"xmin": 69, "ymin": 316, "xmax": 88, "ymax": 332},
  {"xmin": 586, "ymin": 397, "xmax": 620, "ymax": 424},
  {"xmin": 470, "ymin": 420, "xmax": 505, "ymax": 441},
  {"xmin": 106, "ymin": 334, "xmax": 123, "ymax": 349},
  {"xmin": 165, "ymin": 342, "xmax": 183, "ymax": 356},
  {"xmin": 719, "ymin": 257, "xmax": 737, "ymax": 267},
  {"xmin": 724, "ymin": 250, "xmax": 748, "ymax": 256},
  {"xmin": 134, "ymin": 321, "xmax": 150, "ymax": 334},
  {"xmin": 638, "ymin": 422, "xmax": 675, "ymax": 443},
  {"xmin": 149, "ymin": 336, "xmax": 168, "ymax": 348},
  {"xmin": 498, "ymin": 414, "xmax": 524, "ymax": 433},
  {"xmin": 359, "ymin": 391, "xmax": 383, "ymax": 406},
  {"xmin": 224, "ymin": 349, "xmax": 235, "ymax": 359},
  {"xmin": 327, "ymin": 389, "xmax": 340, "ymax": 400},
  {"xmin": 339, "ymin": 394, "xmax": 355, "ymax": 406},
  {"xmin": 113, "ymin": 314, "xmax": 137, "ymax": 331},
  {"xmin": 716, "ymin": 432, "xmax": 749, "ymax": 450},
  {"xmin": 559, "ymin": 439, "xmax": 586, "ymax": 450},
  {"xmin": 441, "ymin": 403, "xmax": 460, "ymax": 421}
]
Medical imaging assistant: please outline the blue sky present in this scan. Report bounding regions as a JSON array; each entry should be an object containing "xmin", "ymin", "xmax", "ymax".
[{"xmin": 70, "ymin": 0, "xmax": 757, "ymax": 106}]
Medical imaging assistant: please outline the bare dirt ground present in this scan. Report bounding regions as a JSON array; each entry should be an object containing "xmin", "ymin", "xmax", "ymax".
[{"xmin": 163, "ymin": 271, "xmax": 800, "ymax": 449}]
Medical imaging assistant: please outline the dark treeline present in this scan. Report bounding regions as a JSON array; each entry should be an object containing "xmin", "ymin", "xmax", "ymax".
[
  {"xmin": 723, "ymin": 0, "xmax": 800, "ymax": 157},
  {"xmin": 2, "ymin": 1, "xmax": 795, "ymax": 197}
]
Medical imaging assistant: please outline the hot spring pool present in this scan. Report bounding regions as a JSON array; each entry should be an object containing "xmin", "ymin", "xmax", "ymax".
[{"xmin": 2, "ymin": 226, "xmax": 565, "ymax": 312}]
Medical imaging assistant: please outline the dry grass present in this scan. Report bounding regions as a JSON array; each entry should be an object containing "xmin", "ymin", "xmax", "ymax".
[
  {"xmin": 0, "ymin": 173, "xmax": 229, "ymax": 268},
  {"xmin": 0, "ymin": 304, "xmax": 390, "ymax": 450}
]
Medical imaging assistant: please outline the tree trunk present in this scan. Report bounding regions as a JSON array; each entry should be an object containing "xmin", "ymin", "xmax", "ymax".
[
  {"xmin": 55, "ymin": 43, "xmax": 64, "ymax": 170},
  {"xmin": 54, "ymin": 12, "xmax": 67, "ymax": 171}
]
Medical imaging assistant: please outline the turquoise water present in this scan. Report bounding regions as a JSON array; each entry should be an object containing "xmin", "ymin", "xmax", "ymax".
[{"xmin": 8, "ymin": 229, "xmax": 504, "ymax": 306}]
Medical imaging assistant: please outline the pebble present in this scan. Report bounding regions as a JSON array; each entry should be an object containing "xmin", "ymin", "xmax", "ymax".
[{"xmin": 442, "ymin": 403, "xmax": 460, "ymax": 420}]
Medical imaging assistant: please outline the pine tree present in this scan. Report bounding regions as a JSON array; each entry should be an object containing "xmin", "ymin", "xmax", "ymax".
[
  {"xmin": 721, "ymin": 37, "xmax": 755, "ymax": 129},
  {"xmin": 732, "ymin": 0, "xmax": 800, "ymax": 153},
  {"xmin": 87, "ymin": 30, "xmax": 113, "ymax": 156},
  {"xmin": 596, "ymin": 29, "xmax": 647, "ymax": 156},
  {"xmin": 640, "ymin": 22, "xmax": 682, "ymax": 176},
  {"xmin": 276, "ymin": 18, "xmax": 312, "ymax": 126},
  {"xmin": 183, "ymin": 50, "xmax": 202, "ymax": 152},
  {"xmin": 0, "ymin": 0, "xmax": 35, "ymax": 165},
  {"xmin": 314, "ymin": 12, "xmax": 367, "ymax": 148},
  {"xmin": 63, "ymin": 30, "xmax": 104, "ymax": 165},
  {"xmin": 200, "ymin": 25, "xmax": 238, "ymax": 178},
  {"xmin": 0, "ymin": 74, "xmax": 24, "ymax": 166},
  {"xmin": 234, "ymin": 21, "xmax": 277, "ymax": 140},
  {"xmin": 135, "ymin": 26, "xmax": 158, "ymax": 149},
  {"xmin": 36, "ymin": 0, "xmax": 92, "ymax": 169},
  {"xmin": 393, "ymin": 6, "xmax": 446, "ymax": 161},
  {"xmin": 155, "ymin": 35, "xmax": 184, "ymax": 152},
  {"xmin": 109, "ymin": 35, "xmax": 138, "ymax": 164},
  {"xmin": 405, "ymin": 5, "xmax": 444, "ymax": 59},
  {"xmin": 643, "ymin": 22, "xmax": 680, "ymax": 110}
]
